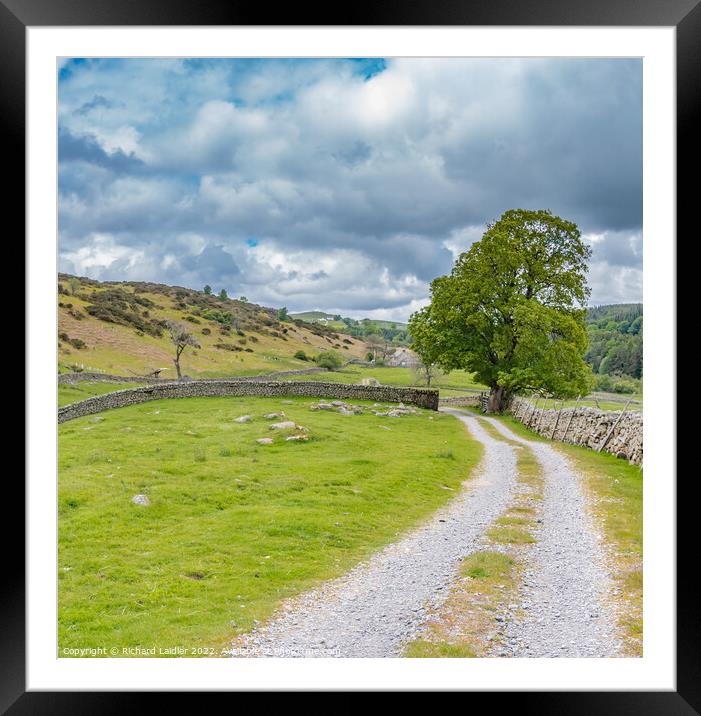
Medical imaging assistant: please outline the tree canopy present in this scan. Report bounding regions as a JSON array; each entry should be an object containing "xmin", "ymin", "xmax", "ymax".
[{"xmin": 409, "ymin": 209, "xmax": 593, "ymax": 411}]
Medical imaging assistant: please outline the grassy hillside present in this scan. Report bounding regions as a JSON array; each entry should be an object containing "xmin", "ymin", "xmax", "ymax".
[{"xmin": 58, "ymin": 275, "xmax": 369, "ymax": 379}]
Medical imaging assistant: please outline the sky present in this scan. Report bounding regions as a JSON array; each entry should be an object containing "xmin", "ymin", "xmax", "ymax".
[{"xmin": 58, "ymin": 57, "xmax": 642, "ymax": 322}]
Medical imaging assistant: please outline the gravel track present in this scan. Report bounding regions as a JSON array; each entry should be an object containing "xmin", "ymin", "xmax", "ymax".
[
  {"xmin": 230, "ymin": 409, "xmax": 517, "ymax": 658},
  {"xmin": 230, "ymin": 410, "xmax": 623, "ymax": 658},
  {"xmin": 481, "ymin": 416, "xmax": 623, "ymax": 657}
]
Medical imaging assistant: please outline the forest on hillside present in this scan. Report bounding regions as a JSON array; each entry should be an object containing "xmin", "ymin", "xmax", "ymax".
[{"xmin": 585, "ymin": 303, "xmax": 642, "ymax": 393}]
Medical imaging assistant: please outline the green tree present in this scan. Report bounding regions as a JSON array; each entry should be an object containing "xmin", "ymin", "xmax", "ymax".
[
  {"xmin": 409, "ymin": 311, "xmax": 444, "ymax": 387},
  {"xmin": 409, "ymin": 209, "xmax": 593, "ymax": 412},
  {"xmin": 277, "ymin": 306, "xmax": 289, "ymax": 321},
  {"xmin": 218, "ymin": 288, "xmax": 228, "ymax": 301},
  {"xmin": 203, "ymin": 284, "xmax": 212, "ymax": 295},
  {"xmin": 315, "ymin": 351, "xmax": 343, "ymax": 370}
]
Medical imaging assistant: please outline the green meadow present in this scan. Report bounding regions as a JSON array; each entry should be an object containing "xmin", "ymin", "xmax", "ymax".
[{"xmin": 58, "ymin": 395, "xmax": 482, "ymax": 656}]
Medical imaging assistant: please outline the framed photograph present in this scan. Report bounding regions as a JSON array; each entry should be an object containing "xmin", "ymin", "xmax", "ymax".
[{"xmin": 8, "ymin": 0, "xmax": 692, "ymax": 708}]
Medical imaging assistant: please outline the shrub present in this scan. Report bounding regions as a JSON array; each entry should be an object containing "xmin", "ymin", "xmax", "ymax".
[
  {"xmin": 85, "ymin": 288, "xmax": 163, "ymax": 336},
  {"xmin": 201, "ymin": 327, "xmax": 211, "ymax": 335},
  {"xmin": 214, "ymin": 342, "xmax": 243, "ymax": 352},
  {"xmin": 592, "ymin": 373, "xmax": 641, "ymax": 394},
  {"xmin": 315, "ymin": 351, "xmax": 343, "ymax": 370},
  {"xmin": 294, "ymin": 350, "xmax": 308, "ymax": 361}
]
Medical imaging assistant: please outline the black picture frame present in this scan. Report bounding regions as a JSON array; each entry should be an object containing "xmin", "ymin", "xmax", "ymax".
[{"xmin": 6, "ymin": 0, "xmax": 692, "ymax": 710}]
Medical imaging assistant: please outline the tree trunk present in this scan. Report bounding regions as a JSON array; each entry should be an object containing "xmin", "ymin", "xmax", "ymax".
[
  {"xmin": 487, "ymin": 385, "xmax": 510, "ymax": 413},
  {"xmin": 173, "ymin": 357, "xmax": 182, "ymax": 380}
]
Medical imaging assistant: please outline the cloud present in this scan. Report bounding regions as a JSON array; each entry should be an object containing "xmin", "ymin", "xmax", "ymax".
[
  {"xmin": 58, "ymin": 128, "xmax": 144, "ymax": 173},
  {"xmin": 58, "ymin": 57, "xmax": 642, "ymax": 319}
]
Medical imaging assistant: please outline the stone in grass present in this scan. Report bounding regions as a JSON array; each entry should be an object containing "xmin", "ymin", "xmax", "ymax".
[
  {"xmin": 256, "ymin": 438, "xmax": 274, "ymax": 445},
  {"xmin": 269, "ymin": 421, "xmax": 298, "ymax": 430},
  {"xmin": 234, "ymin": 415, "xmax": 252, "ymax": 423},
  {"xmin": 132, "ymin": 494, "xmax": 150, "ymax": 506},
  {"xmin": 285, "ymin": 434, "xmax": 310, "ymax": 442},
  {"xmin": 310, "ymin": 402, "xmax": 334, "ymax": 411},
  {"xmin": 264, "ymin": 412, "xmax": 285, "ymax": 419}
]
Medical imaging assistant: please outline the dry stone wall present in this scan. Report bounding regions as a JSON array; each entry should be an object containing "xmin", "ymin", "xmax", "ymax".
[
  {"xmin": 509, "ymin": 397, "xmax": 643, "ymax": 465},
  {"xmin": 58, "ymin": 380, "xmax": 440, "ymax": 423},
  {"xmin": 438, "ymin": 395, "xmax": 480, "ymax": 407},
  {"xmin": 57, "ymin": 367, "xmax": 328, "ymax": 385}
]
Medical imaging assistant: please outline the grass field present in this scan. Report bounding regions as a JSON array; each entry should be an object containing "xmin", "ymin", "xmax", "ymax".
[{"xmin": 58, "ymin": 395, "xmax": 482, "ymax": 656}]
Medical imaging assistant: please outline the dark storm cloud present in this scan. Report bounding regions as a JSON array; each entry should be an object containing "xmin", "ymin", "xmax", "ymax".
[
  {"xmin": 58, "ymin": 128, "xmax": 144, "ymax": 173},
  {"xmin": 57, "ymin": 58, "xmax": 642, "ymax": 318}
]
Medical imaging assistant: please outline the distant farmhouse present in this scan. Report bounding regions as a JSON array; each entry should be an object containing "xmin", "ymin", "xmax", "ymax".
[{"xmin": 387, "ymin": 347, "xmax": 420, "ymax": 368}]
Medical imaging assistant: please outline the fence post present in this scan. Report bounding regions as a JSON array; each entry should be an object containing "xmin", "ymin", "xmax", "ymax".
[
  {"xmin": 550, "ymin": 399, "xmax": 564, "ymax": 440},
  {"xmin": 596, "ymin": 398, "xmax": 633, "ymax": 453},
  {"xmin": 561, "ymin": 395, "xmax": 581, "ymax": 443},
  {"xmin": 536, "ymin": 396, "xmax": 549, "ymax": 433},
  {"xmin": 527, "ymin": 395, "xmax": 541, "ymax": 428}
]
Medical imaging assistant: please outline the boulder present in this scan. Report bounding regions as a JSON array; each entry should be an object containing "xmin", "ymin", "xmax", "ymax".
[
  {"xmin": 256, "ymin": 438, "xmax": 274, "ymax": 445},
  {"xmin": 234, "ymin": 415, "xmax": 252, "ymax": 423},
  {"xmin": 310, "ymin": 402, "xmax": 334, "ymax": 411},
  {"xmin": 132, "ymin": 494, "xmax": 150, "ymax": 506},
  {"xmin": 285, "ymin": 434, "xmax": 310, "ymax": 442},
  {"xmin": 269, "ymin": 421, "xmax": 298, "ymax": 430}
]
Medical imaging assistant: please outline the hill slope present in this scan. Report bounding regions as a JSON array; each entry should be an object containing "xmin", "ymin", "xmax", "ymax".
[
  {"xmin": 291, "ymin": 312, "xmax": 410, "ymax": 345},
  {"xmin": 58, "ymin": 275, "xmax": 368, "ymax": 379}
]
